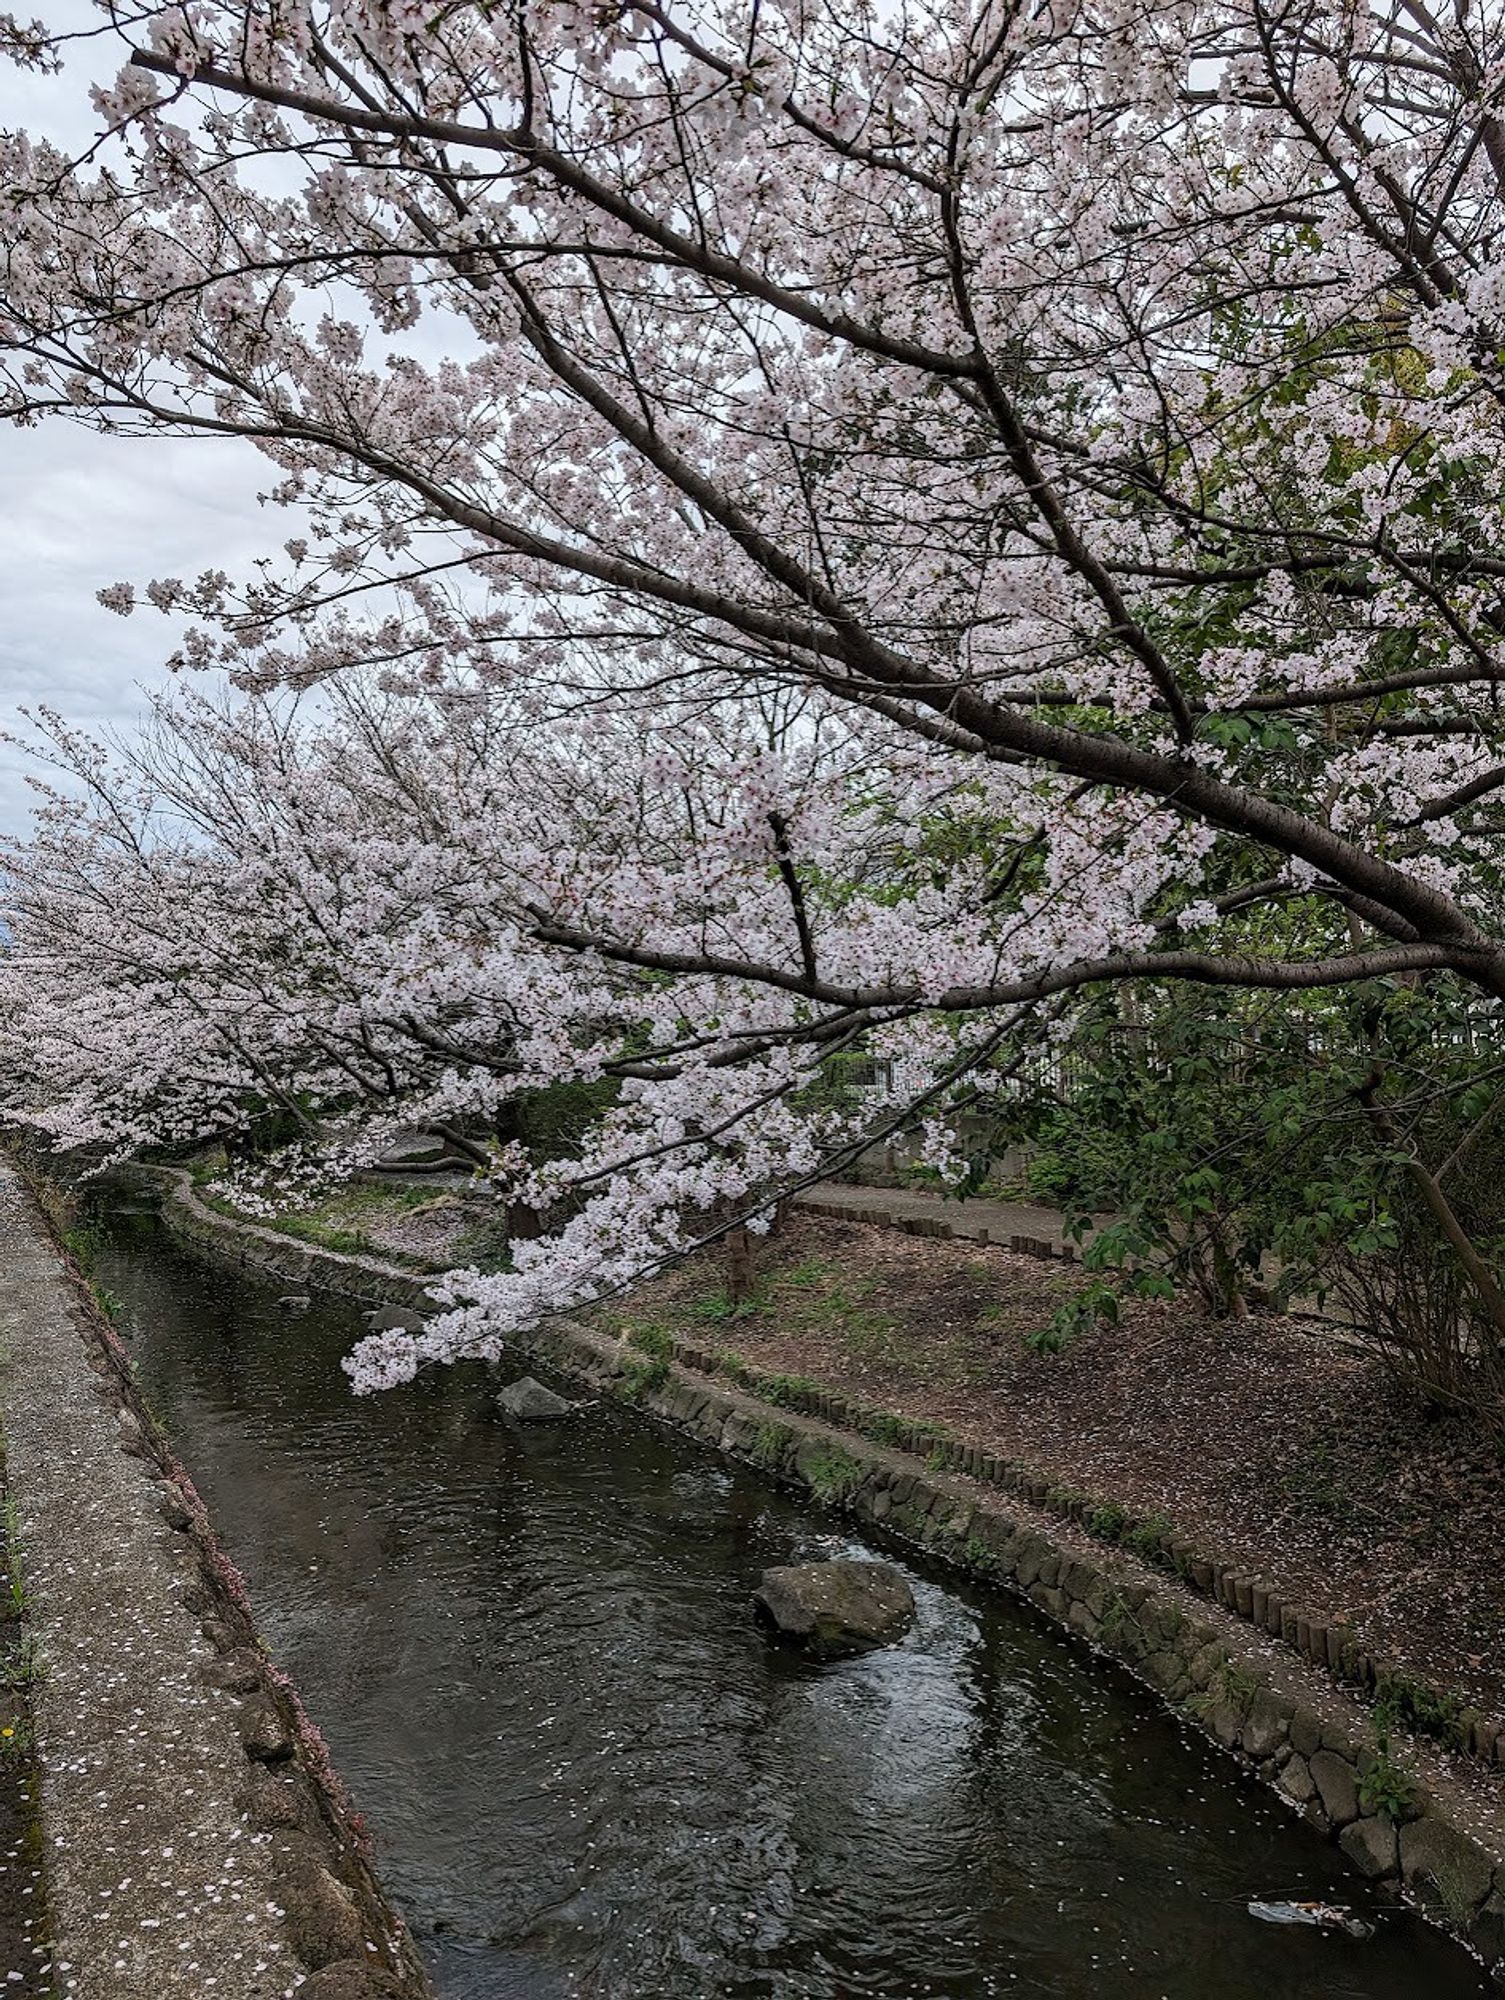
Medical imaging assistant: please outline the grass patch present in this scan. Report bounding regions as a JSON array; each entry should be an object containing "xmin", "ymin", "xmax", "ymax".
[
  {"xmin": 619, "ymin": 1356, "xmax": 670, "ymax": 1403},
  {"xmin": 803, "ymin": 1443, "xmax": 865, "ymax": 1508},
  {"xmin": 448, "ymin": 1215, "xmax": 513, "ymax": 1273},
  {"xmin": 749, "ymin": 1421, "xmax": 796, "ymax": 1472},
  {"xmin": 782, "ymin": 1258, "xmax": 840, "ymax": 1290},
  {"xmin": 750, "ymin": 1371, "xmax": 821, "ymax": 1410},
  {"xmin": 196, "ymin": 1180, "xmax": 445, "ymax": 1270},
  {"xmin": 685, "ymin": 1284, "xmax": 768, "ymax": 1324}
]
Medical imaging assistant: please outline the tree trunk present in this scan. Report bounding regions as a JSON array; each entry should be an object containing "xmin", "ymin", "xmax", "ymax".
[{"xmin": 725, "ymin": 1223, "xmax": 756, "ymax": 1307}]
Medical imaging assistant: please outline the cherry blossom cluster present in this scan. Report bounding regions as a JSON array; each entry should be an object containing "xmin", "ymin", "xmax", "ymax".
[{"xmin": 2, "ymin": 0, "xmax": 1505, "ymax": 1381}]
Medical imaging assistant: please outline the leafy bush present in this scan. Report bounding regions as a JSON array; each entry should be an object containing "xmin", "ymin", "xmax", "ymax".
[
  {"xmin": 986, "ymin": 974, "xmax": 1505, "ymax": 1433},
  {"xmin": 1358, "ymin": 1739, "xmax": 1417, "ymax": 1823}
]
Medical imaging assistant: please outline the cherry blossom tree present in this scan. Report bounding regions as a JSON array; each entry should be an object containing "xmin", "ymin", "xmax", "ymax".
[
  {"xmin": 3, "ymin": 668, "xmax": 1075, "ymax": 1384},
  {"xmin": 5, "ymin": 0, "xmax": 1505, "ymax": 1384}
]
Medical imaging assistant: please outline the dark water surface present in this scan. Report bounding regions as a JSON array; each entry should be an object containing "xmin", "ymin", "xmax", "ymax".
[{"xmin": 95, "ymin": 1209, "xmax": 1492, "ymax": 2000}]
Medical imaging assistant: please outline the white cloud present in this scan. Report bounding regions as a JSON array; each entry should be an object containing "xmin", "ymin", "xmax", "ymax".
[
  {"xmin": 0, "ymin": 4, "xmax": 283, "ymax": 834},
  {"xmin": 0, "ymin": 422, "xmax": 278, "ymax": 832},
  {"xmin": 0, "ymin": 3, "xmax": 475, "ymax": 836}
]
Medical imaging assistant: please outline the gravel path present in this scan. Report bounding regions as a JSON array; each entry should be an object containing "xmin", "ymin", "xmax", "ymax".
[{"xmin": 0, "ymin": 1163, "xmax": 305, "ymax": 2000}]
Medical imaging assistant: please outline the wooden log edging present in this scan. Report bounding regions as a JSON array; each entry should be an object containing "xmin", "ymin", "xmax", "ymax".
[
  {"xmin": 709, "ymin": 1349, "xmax": 1505, "ymax": 1762},
  {"xmin": 136, "ymin": 1165, "xmax": 1505, "ymax": 1974}
]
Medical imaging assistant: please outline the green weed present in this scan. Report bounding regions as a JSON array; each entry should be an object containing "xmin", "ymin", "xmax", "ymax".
[
  {"xmin": 1191, "ymin": 1651, "xmax": 1259, "ymax": 1722},
  {"xmin": 3, "ymin": 1499, "xmax": 23, "ymax": 1619},
  {"xmin": 750, "ymin": 1372, "xmax": 820, "ymax": 1410},
  {"xmin": 686, "ymin": 1288, "xmax": 766, "ymax": 1324},
  {"xmin": 0, "ymin": 1634, "xmax": 41, "ymax": 1692},
  {"xmin": 860, "ymin": 1411, "xmax": 910, "ymax": 1449},
  {"xmin": 1098, "ymin": 1592, "xmax": 1143, "ymax": 1647},
  {"xmin": 749, "ymin": 1421, "xmax": 796, "ymax": 1472},
  {"xmin": 803, "ymin": 1443, "xmax": 865, "ymax": 1508},
  {"xmin": 1373, "ymin": 1670, "xmax": 1467, "ymax": 1752},
  {"xmin": 625, "ymin": 1323, "xmax": 675, "ymax": 1360},
  {"xmin": 619, "ymin": 1356, "xmax": 670, "ymax": 1402},
  {"xmin": 1125, "ymin": 1512, "xmax": 1175, "ymax": 1562},
  {"xmin": 781, "ymin": 1259, "xmax": 838, "ymax": 1290},
  {"xmin": 1358, "ymin": 1738, "xmax": 1417, "ymax": 1823},
  {"xmin": 962, "ymin": 1536, "xmax": 1003, "ymax": 1578}
]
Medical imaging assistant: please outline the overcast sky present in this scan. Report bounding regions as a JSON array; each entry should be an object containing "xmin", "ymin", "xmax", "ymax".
[
  {"xmin": 0, "ymin": 424, "xmax": 280, "ymax": 833},
  {"xmin": 0, "ymin": 7, "xmax": 278, "ymax": 836}
]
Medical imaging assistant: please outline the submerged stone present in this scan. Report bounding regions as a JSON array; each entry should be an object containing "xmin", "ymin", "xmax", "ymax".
[
  {"xmin": 495, "ymin": 1375, "xmax": 574, "ymax": 1422},
  {"xmin": 753, "ymin": 1559, "xmax": 916, "ymax": 1659},
  {"xmin": 363, "ymin": 1305, "xmax": 424, "ymax": 1335}
]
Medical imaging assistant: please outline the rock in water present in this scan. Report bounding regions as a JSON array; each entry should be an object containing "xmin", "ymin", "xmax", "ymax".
[
  {"xmin": 276, "ymin": 1293, "xmax": 312, "ymax": 1313},
  {"xmin": 753, "ymin": 1559, "xmax": 916, "ymax": 1659},
  {"xmin": 495, "ymin": 1375, "xmax": 574, "ymax": 1422},
  {"xmin": 362, "ymin": 1305, "xmax": 424, "ymax": 1335}
]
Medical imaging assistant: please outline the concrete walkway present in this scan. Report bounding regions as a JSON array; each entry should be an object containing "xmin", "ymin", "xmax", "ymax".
[
  {"xmin": 794, "ymin": 1181, "xmax": 1099, "ymax": 1259},
  {"xmin": 0, "ymin": 1164, "xmax": 305, "ymax": 1999}
]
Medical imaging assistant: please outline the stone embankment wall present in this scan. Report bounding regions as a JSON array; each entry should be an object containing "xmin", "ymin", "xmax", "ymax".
[
  {"xmin": 2, "ymin": 1162, "xmax": 432, "ymax": 2000},
  {"xmin": 139, "ymin": 1162, "xmax": 1505, "ymax": 1979}
]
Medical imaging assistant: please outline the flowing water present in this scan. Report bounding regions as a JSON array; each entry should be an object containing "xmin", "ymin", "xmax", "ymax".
[{"xmin": 93, "ymin": 1207, "xmax": 1493, "ymax": 2000}]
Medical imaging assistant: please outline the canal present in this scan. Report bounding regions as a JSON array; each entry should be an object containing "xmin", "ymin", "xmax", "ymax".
[{"xmin": 94, "ymin": 1205, "xmax": 1493, "ymax": 1999}]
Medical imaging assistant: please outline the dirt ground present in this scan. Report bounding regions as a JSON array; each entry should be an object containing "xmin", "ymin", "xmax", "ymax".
[{"xmin": 612, "ymin": 1211, "xmax": 1505, "ymax": 1726}]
